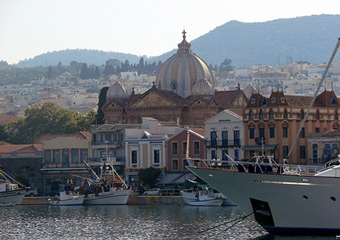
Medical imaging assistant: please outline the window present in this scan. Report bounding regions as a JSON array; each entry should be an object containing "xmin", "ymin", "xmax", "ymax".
[
  {"xmin": 259, "ymin": 110, "xmax": 264, "ymax": 120},
  {"xmin": 251, "ymin": 98, "xmax": 256, "ymax": 104},
  {"xmin": 259, "ymin": 127, "xmax": 265, "ymax": 139},
  {"xmin": 153, "ymin": 149, "xmax": 160, "ymax": 164},
  {"xmin": 312, "ymin": 144, "xmax": 318, "ymax": 163},
  {"xmin": 222, "ymin": 131, "xmax": 228, "ymax": 146},
  {"xmin": 234, "ymin": 149, "xmax": 239, "ymax": 161},
  {"xmin": 44, "ymin": 150, "xmax": 51, "ymax": 164},
  {"xmin": 262, "ymin": 98, "xmax": 267, "ymax": 106},
  {"xmin": 92, "ymin": 134, "xmax": 97, "ymax": 142},
  {"xmin": 300, "ymin": 127, "xmax": 305, "ymax": 138},
  {"xmin": 283, "ymin": 110, "xmax": 288, "ymax": 119},
  {"xmin": 194, "ymin": 142, "xmax": 200, "ymax": 155},
  {"xmin": 270, "ymin": 127, "xmax": 275, "ymax": 138},
  {"xmin": 269, "ymin": 110, "xmax": 274, "ymax": 119},
  {"xmin": 249, "ymin": 128, "xmax": 255, "ymax": 139},
  {"xmin": 222, "ymin": 149, "xmax": 229, "ymax": 160},
  {"xmin": 80, "ymin": 149, "xmax": 88, "ymax": 162},
  {"xmin": 71, "ymin": 149, "xmax": 79, "ymax": 163},
  {"xmin": 330, "ymin": 97, "xmax": 337, "ymax": 104},
  {"xmin": 210, "ymin": 131, "xmax": 217, "ymax": 147},
  {"xmin": 271, "ymin": 97, "xmax": 276, "ymax": 103},
  {"xmin": 300, "ymin": 111, "xmax": 304, "ymax": 119},
  {"xmin": 300, "ymin": 146, "xmax": 306, "ymax": 159},
  {"xmin": 172, "ymin": 81, "xmax": 177, "ymax": 90},
  {"xmin": 172, "ymin": 159, "xmax": 178, "ymax": 171},
  {"xmin": 131, "ymin": 150, "xmax": 137, "ymax": 164},
  {"xmin": 280, "ymin": 97, "xmax": 285, "ymax": 103},
  {"xmin": 172, "ymin": 142, "xmax": 178, "ymax": 155},
  {"xmin": 283, "ymin": 146, "xmax": 289, "ymax": 159},
  {"xmin": 234, "ymin": 130, "xmax": 240, "ymax": 145},
  {"xmin": 211, "ymin": 150, "xmax": 216, "ymax": 159},
  {"xmin": 335, "ymin": 112, "xmax": 338, "ymax": 120},
  {"xmin": 53, "ymin": 150, "xmax": 60, "ymax": 164},
  {"xmin": 315, "ymin": 127, "xmax": 320, "ymax": 133},
  {"xmin": 249, "ymin": 111, "xmax": 254, "ymax": 120},
  {"xmin": 182, "ymin": 142, "xmax": 187, "ymax": 155},
  {"xmin": 283, "ymin": 126, "xmax": 288, "ymax": 138},
  {"xmin": 62, "ymin": 149, "xmax": 69, "ymax": 167},
  {"xmin": 316, "ymin": 111, "xmax": 320, "ymax": 120}
]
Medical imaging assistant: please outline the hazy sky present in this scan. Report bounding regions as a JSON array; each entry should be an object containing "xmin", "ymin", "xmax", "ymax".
[{"xmin": 1, "ymin": 0, "xmax": 339, "ymax": 64}]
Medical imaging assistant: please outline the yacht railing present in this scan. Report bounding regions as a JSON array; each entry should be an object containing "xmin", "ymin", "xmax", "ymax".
[{"xmin": 186, "ymin": 158, "xmax": 324, "ymax": 176}]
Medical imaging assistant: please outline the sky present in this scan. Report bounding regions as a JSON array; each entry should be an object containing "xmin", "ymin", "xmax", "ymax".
[{"xmin": 1, "ymin": 0, "xmax": 340, "ymax": 64}]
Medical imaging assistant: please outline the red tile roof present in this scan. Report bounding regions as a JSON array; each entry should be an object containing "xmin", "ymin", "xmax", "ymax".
[{"xmin": 35, "ymin": 131, "xmax": 91, "ymax": 144}]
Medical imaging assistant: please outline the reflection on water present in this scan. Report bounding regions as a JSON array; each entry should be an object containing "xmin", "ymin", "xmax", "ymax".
[{"xmin": 0, "ymin": 205, "xmax": 334, "ymax": 240}]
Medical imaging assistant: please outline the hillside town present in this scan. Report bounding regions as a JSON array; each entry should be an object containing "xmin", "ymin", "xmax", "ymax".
[{"xmin": 1, "ymin": 31, "xmax": 340, "ymax": 196}]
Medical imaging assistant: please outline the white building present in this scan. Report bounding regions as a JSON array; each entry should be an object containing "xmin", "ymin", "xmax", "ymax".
[{"xmin": 205, "ymin": 109, "xmax": 244, "ymax": 162}]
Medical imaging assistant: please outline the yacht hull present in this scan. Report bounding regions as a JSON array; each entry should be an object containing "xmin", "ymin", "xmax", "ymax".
[{"xmin": 188, "ymin": 167, "xmax": 340, "ymax": 235}]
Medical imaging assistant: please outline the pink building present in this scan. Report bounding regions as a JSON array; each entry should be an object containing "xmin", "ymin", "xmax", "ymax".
[{"xmin": 166, "ymin": 128, "xmax": 206, "ymax": 172}]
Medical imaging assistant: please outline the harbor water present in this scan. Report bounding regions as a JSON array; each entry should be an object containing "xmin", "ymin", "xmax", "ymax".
[{"xmin": 0, "ymin": 205, "xmax": 335, "ymax": 239}]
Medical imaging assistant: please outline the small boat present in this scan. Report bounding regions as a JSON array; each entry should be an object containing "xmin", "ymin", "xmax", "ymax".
[
  {"xmin": 79, "ymin": 160, "xmax": 131, "ymax": 205},
  {"xmin": 48, "ymin": 191, "xmax": 84, "ymax": 206},
  {"xmin": 181, "ymin": 188, "xmax": 224, "ymax": 206},
  {"xmin": 0, "ymin": 170, "xmax": 26, "ymax": 205}
]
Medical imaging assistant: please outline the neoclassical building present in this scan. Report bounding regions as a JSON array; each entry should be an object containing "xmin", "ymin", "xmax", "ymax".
[
  {"xmin": 243, "ymin": 90, "xmax": 340, "ymax": 164},
  {"xmin": 102, "ymin": 31, "xmax": 248, "ymax": 128}
]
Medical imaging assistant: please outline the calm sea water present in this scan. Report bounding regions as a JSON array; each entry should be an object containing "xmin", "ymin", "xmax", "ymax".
[{"xmin": 0, "ymin": 205, "xmax": 335, "ymax": 240}]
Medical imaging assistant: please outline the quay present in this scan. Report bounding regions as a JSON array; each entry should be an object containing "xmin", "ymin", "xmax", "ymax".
[{"xmin": 20, "ymin": 192, "xmax": 183, "ymax": 205}]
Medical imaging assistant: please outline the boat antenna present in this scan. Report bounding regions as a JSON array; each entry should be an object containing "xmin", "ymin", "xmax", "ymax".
[{"xmin": 286, "ymin": 38, "xmax": 340, "ymax": 161}]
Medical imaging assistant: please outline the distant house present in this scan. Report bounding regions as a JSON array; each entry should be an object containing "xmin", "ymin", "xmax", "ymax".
[{"xmin": 0, "ymin": 113, "xmax": 20, "ymax": 125}]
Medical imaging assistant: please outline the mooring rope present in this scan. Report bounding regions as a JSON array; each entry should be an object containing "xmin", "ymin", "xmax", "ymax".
[{"xmin": 197, "ymin": 212, "xmax": 254, "ymax": 235}]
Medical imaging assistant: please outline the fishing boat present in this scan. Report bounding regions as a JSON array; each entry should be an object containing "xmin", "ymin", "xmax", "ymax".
[
  {"xmin": 188, "ymin": 38, "xmax": 340, "ymax": 235},
  {"xmin": 181, "ymin": 188, "xmax": 224, "ymax": 206},
  {"xmin": 48, "ymin": 191, "xmax": 85, "ymax": 206},
  {"xmin": 0, "ymin": 170, "xmax": 26, "ymax": 205},
  {"xmin": 81, "ymin": 160, "xmax": 131, "ymax": 205}
]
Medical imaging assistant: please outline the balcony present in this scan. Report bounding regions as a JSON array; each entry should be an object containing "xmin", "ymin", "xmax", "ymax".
[
  {"xmin": 206, "ymin": 140, "xmax": 241, "ymax": 148},
  {"xmin": 88, "ymin": 157, "xmax": 126, "ymax": 166},
  {"xmin": 91, "ymin": 140, "xmax": 122, "ymax": 148}
]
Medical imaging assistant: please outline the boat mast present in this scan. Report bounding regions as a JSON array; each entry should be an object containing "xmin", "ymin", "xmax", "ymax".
[{"xmin": 286, "ymin": 38, "xmax": 340, "ymax": 161}]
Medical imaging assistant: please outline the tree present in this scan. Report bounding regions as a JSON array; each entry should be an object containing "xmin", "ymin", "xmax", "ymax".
[
  {"xmin": 96, "ymin": 87, "xmax": 109, "ymax": 124},
  {"xmin": 47, "ymin": 66, "xmax": 54, "ymax": 79},
  {"xmin": 5, "ymin": 102, "xmax": 95, "ymax": 144},
  {"xmin": 138, "ymin": 167, "xmax": 161, "ymax": 188},
  {"xmin": 219, "ymin": 58, "xmax": 233, "ymax": 72},
  {"xmin": 80, "ymin": 63, "xmax": 89, "ymax": 79}
]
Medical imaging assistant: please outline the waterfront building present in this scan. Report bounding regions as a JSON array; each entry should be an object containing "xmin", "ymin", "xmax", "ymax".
[
  {"xmin": 37, "ymin": 132, "xmax": 91, "ymax": 195},
  {"xmin": 0, "ymin": 143, "xmax": 43, "ymax": 192},
  {"xmin": 165, "ymin": 128, "xmax": 206, "ymax": 172},
  {"xmin": 124, "ymin": 117, "xmax": 181, "ymax": 185},
  {"xmin": 89, "ymin": 123, "xmax": 138, "ymax": 174},
  {"xmin": 205, "ymin": 109, "xmax": 244, "ymax": 162},
  {"xmin": 102, "ymin": 31, "xmax": 248, "ymax": 128},
  {"xmin": 243, "ymin": 90, "xmax": 340, "ymax": 164}
]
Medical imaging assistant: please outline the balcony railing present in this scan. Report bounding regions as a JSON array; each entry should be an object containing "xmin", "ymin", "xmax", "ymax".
[
  {"xmin": 206, "ymin": 140, "xmax": 241, "ymax": 148},
  {"xmin": 91, "ymin": 140, "xmax": 122, "ymax": 146}
]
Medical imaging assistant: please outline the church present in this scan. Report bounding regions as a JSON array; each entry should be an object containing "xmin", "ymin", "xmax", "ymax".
[{"xmin": 102, "ymin": 31, "xmax": 248, "ymax": 128}]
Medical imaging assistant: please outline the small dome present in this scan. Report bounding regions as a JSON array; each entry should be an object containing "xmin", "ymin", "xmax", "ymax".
[
  {"xmin": 156, "ymin": 30, "xmax": 214, "ymax": 98},
  {"xmin": 106, "ymin": 81, "xmax": 128, "ymax": 99},
  {"xmin": 192, "ymin": 79, "xmax": 213, "ymax": 95}
]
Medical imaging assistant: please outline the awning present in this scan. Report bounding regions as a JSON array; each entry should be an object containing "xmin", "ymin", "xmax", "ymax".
[{"xmin": 242, "ymin": 144, "xmax": 277, "ymax": 151}]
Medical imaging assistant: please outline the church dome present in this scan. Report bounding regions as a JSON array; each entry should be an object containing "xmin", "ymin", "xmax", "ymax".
[
  {"xmin": 156, "ymin": 30, "xmax": 215, "ymax": 98},
  {"xmin": 106, "ymin": 81, "xmax": 128, "ymax": 99}
]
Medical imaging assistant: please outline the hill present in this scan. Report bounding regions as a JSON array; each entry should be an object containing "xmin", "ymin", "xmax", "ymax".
[
  {"xmin": 16, "ymin": 49, "xmax": 143, "ymax": 68},
  {"xmin": 16, "ymin": 14, "xmax": 340, "ymax": 68},
  {"xmin": 151, "ymin": 14, "xmax": 340, "ymax": 67}
]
